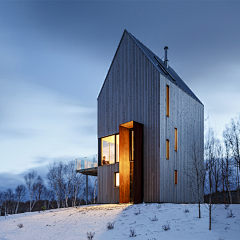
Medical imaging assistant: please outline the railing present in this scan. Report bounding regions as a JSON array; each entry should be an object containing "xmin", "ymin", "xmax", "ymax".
[{"xmin": 75, "ymin": 154, "xmax": 98, "ymax": 171}]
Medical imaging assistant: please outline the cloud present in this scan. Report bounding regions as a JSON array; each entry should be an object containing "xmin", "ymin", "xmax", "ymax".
[{"xmin": 0, "ymin": 78, "xmax": 97, "ymax": 174}]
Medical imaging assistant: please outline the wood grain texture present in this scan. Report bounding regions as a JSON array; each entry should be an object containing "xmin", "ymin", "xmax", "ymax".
[{"xmin": 119, "ymin": 126, "xmax": 130, "ymax": 203}]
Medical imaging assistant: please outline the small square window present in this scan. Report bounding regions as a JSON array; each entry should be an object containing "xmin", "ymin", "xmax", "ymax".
[{"xmin": 114, "ymin": 172, "xmax": 119, "ymax": 187}]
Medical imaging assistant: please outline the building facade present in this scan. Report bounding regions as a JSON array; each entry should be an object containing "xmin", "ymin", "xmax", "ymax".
[{"xmin": 97, "ymin": 30, "xmax": 204, "ymax": 204}]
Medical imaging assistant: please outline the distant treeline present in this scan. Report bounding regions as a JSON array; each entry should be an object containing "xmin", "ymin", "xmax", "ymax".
[{"xmin": 0, "ymin": 161, "xmax": 97, "ymax": 217}]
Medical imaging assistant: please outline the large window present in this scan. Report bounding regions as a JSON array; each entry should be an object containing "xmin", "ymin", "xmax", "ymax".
[{"xmin": 101, "ymin": 134, "xmax": 119, "ymax": 165}]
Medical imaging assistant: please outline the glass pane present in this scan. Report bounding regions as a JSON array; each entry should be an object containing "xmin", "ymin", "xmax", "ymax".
[
  {"xmin": 102, "ymin": 135, "xmax": 115, "ymax": 165},
  {"xmin": 115, "ymin": 172, "xmax": 119, "ymax": 187},
  {"xmin": 116, "ymin": 134, "xmax": 119, "ymax": 162}
]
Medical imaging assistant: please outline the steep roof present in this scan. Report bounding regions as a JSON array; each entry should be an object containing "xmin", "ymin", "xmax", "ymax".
[
  {"xmin": 98, "ymin": 30, "xmax": 202, "ymax": 105},
  {"xmin": 126, "ymin": 30, "xmax": 202, "ymax": 105}
]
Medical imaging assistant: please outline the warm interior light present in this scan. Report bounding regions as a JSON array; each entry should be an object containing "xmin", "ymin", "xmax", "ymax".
[{"xmin": 115, "ymin": 172, "xmax": 119, "ymax": 187}]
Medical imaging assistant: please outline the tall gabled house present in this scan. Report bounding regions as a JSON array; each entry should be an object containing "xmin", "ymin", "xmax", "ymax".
[{"xmin": 96, "ymin": 30, "xmax": 204, "ymax": 204}]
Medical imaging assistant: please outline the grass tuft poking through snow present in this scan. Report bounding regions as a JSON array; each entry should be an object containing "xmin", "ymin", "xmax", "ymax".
[
  {"xmin": 149, "ymin": 215, "xmax": 158, "ymax": 221},
  {"xmin": 129, "ymin": 227, "xmax": 136, "ymax": 237},
  {"xmin": 106, "ymin": 221, "xmax": 115, "ymax": 229},
  {"xmin": 162, "ymin": 221, "xmax": 170, "ymax": 231},
  {"xmin": 86, "ymin": 231, "xmax": 95, "ymax": 240},
  {"xmin": 17, "ymin": 223, "xmax": 23, "ymax": 228}
]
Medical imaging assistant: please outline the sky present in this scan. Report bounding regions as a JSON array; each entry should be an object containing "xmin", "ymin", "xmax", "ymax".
[{"xmin": 0, "ymin": 0, "xmax": 240, "ymax": 191}]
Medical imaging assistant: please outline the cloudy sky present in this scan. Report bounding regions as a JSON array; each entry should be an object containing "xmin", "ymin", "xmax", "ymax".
[{"xmin": 0, "ymin": 0, "xmax": 240, "ymax": 191}]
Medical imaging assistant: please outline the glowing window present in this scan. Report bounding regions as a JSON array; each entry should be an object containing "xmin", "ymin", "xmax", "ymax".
[
  {"xmin": 115, "ymin": 172, "xmax": 119, "ymax": 187},
  {"xmin": 175, "ymin": 128, "xmax": 178, "ymax": 151}
]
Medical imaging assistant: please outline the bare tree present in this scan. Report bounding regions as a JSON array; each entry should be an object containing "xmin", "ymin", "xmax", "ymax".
[
  {"xmin": 93, "ymin": 177, "xmax": 98, "ymax": 204},
  {"xmin": 60, "ymin": 161, "xmax": 76, "ymax": 208},
  {"xmin": 187, "ymin": 140, "xmax": 204, "ymax": 218},
  {"xmin": 71, "ymin": 172, "xmax": 85, "ymax": 207},
  {"xmin": 33, "ymin": 176, "xmax": 46, "ymax": 212},
  {"xmin": 15, "ymin": 184, "xmax": 26, "ymax": 214},
  {"xmin": 24, "ymin": 171, "xmax": 37, "ymax": 212},
  {"xmin": 47, "ymin": 162, "xmax": 62, "ymax": 208},
  {"xmin": 223, "ymin": 115, "xmax": 240, "ymax": 203},
  {"xmin": 204, "ymin": 127, "xmax": 218, "ymax": 230}
]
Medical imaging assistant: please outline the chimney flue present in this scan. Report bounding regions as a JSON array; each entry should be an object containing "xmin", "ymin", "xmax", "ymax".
[{"xmin": 164, "ymin": 46, "xmax": 169, "ymax": 68}]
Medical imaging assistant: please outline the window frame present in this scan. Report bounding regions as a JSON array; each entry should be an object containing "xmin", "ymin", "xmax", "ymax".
[{"xmin": 101, "ymin": 133, "xmax": 119, "ymax": 165}]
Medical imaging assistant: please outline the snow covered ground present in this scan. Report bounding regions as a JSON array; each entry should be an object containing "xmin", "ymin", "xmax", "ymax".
[{"xmin": 0, "ymin": 203, "xmax": 240, "ymax": 240}]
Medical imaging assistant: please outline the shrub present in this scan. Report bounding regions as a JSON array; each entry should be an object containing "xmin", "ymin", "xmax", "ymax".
[
  {"xmin": 134, "ymin": 209, "xmax": 141, "ymax": 215},
  {"xmin": 149, "ymin": 215, "xmax": 158, "ymax": 221},
  {"xmin": 224, "ymin": 204, "xmax": 229, "ymax": 209},
  {"xmin": 17, "ymin": 223, "xmax": 23, "ymax": 228},
  {"xmin": 129, "ymin": 228, "xmax": 136, "ymax": 237},
  {"xmin": 227, "ymin": 210, "xmax": 235, "ymax": 218},
  {"xmin": 106, "ymin": 221, "xmax": 115, "ymax": 230},
  {"xmin": 184, "ymin": 208, "xmax": 189, "ymax": 213},
  {"xmin": 41, "ymin": 205, "xmax": 46, "ymax": 211},
  {"xmin": 86, "ymin": 232, "xmax": 95, "ymax": 240},
  {"xmin": 162, "ymin": 221, "xmax": 170, "ymax": 231}
]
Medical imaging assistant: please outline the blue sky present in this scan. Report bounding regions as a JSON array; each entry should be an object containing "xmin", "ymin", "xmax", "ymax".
[{"xmin": 0, "ymin": 0, "xmax": 240, "ymax": 190}]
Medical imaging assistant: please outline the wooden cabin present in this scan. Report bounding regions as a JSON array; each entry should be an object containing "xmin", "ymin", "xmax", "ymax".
[{"xmin": 97, "ymin": 30, "xmax": 204, "ymax": 204}]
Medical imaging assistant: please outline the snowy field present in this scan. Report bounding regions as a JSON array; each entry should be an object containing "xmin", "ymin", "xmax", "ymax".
[{"xmin": 0, "ymin": 203, "xmax": 240, "ymax": 240}]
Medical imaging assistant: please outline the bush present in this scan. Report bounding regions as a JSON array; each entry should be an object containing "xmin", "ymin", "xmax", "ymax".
[
  {"xmin": 162, "ymin": 221, "xmax": 170, "ymax": 231},
  {"xmin": 86, "ymin": 232, "xmax": 95, "ymax": 240},
  {"xmin": 106, "ymin": 221, "xmax": 115, "ymax": 230},
  {"xmin": 17, "ymin": 223, "xmax": 23, "ymax": 228},
  {"xmin": 134, "ymin": 209, "xmax": 141, "ymax": 215},
  {"xmin": 129, "ymin": 228, "xmax": 136, "ymax": 237},
  {"xmin": 227, "ymin": 210, "xmax": 235, "ymax": 218},
  {"xmin": 41, "ymin": 205, "xmax": 46, "ymax": 211},
  {"xmin": 149, "ymin": 215, "xmax": 158, "ymax": 221},
  {"xmin": 224, "ymin": 204, "xmax": 229, "ymax": 209},
  {"xmin": 184, "ymin": 208, "xmax": 189, "ymax": 213}
]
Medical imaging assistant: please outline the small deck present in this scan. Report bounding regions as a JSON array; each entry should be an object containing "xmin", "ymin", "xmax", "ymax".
[
  {"xmin": 75, "ymin": 154, "xmax": 98, "ymax": 176},
  {"xmin": 76, "ymin": 167, "xmax": 97, "ymax": 176}
]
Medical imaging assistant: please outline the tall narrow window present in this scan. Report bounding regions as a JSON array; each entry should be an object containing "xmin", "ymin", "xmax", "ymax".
[
  {"xmin": 166, "ymin": 84, "xmax": 170, "ymax": 117},
  {"xmin": 166, "ymin": 139, "xmax": 170, "ymax": 159},
  {"xmin": 175, "ymin": 128, "xmax": 178, "ymax": 151},
  {"xmin": 116, "ymin": 134, "xmax": 119, "ymax": 162},
  {"xmin": 174, "ymin": 170, "xmax": 178, "ymax": 184},
  {"xmin": 114, "ymin": 172, "xmax": 119, "ymax": 187}
]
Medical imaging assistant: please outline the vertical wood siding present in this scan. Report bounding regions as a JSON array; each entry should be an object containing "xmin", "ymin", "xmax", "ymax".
[
  {"xmin": 98, "ymin": 31, "xmax": 204, "ymax": 203},
  {"xmin": 98, "ymin": 163, "xmax": 119, "ymax": 203}
]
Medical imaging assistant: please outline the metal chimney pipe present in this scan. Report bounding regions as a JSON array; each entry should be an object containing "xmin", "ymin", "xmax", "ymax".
[{"xmin": 164, "ymin": 46, "xmax": 169, "ymax": 68}]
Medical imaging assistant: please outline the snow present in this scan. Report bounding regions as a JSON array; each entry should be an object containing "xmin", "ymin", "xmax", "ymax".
[{"xmin": 1, "ymin": 203, "xmax": 240, "ymax": 240}]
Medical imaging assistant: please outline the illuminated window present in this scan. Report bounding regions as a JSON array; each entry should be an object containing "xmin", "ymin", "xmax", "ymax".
[
  {"xmin": 101, "ymin": 134, "xmax": 119, "ymax": 165},
  {"xmin": 166, "ymin": 85, "xmax": 170, "ymax": 117},
  {"xmin": 115, "ymin": 172, "xmax": 119, "ymax": 187},
  {"xmin": 174, "ymin": 170, "xmax": 178, "ymax": 184},
  {"xmin": 166, "ymin": 139, "xmax": 170, "ymax": 159},
  {"xmin": 175, "ymin": 128, "xmax": 178, "ymax": 151},
  {"xmin": 116, "ymin": 134, "xmax": 119, "ymax": 162}
]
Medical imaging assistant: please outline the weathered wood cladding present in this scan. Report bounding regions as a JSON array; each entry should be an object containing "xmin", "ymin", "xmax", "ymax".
[
  {"xmin": 98, "ymin": 31, "xmax": 204, "ymax": 203},
  {"xmin": 98, "ymin": 163, "xmax": 119, "ymax": 203}
]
